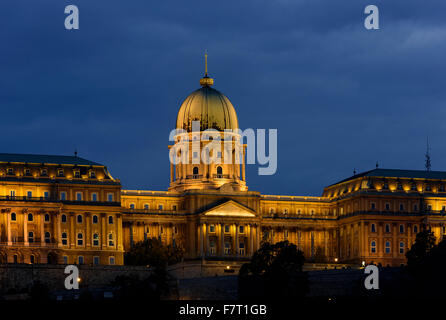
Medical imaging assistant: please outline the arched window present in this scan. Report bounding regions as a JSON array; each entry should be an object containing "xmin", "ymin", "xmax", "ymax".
[
  {"xmin": 61, "ymin": 232, "xmax": 68, "ymax": 245},
  {"xmin": 92, "ymin": 215, "xmax": 98, "ymax": 224},
  {"xmin": 193, "ymin": 167, "xmax": 199, "ymax": 176},
  {"xmin": 61, "ymin": 214, "xmax": 67, "ymax": 223},
  {"xmin": 44, "ymin": 214, "xmax": 50, "ymax": 222},
  {"xmin": 217, "ymin": 166, "xmax": 223, "ymax": 177},
  {"xmin": 45, "ymin": 232, "xmax": 51, "ymax": 243},
  {"xmin": 77, "ymin": 233, "xmax": 83, "ymax": 246},
  {"xmin": 108, "ymin": 216, "xmax": 114, "ymax": 224},
  {"xmin": 93, "ymin": 233, "xmax": 99, "ymax": 246},
  {"xmin": 30, "ymin": 255, "xmax": 35, "ymax": 264},
  {"xmin": 28, "ymin": 213, "xmax": 33, "ymax": 222},
  {"xmin": 11, "ymin": 212, "xmax": 16, "ymax": 221},
  {"xmin": 77, "ymin": 215, "xmax": 83, "ymax": 223}
]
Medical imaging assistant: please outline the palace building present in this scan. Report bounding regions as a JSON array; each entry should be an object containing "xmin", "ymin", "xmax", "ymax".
[{"xmin": 1, "ymin": 65, "xmax": 446, "ymax": 267}]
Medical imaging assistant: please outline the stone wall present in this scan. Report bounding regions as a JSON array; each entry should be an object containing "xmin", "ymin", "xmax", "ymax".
[{"xmin": 0, "ymin": 264, "xmax": 153, "ymax": 293}]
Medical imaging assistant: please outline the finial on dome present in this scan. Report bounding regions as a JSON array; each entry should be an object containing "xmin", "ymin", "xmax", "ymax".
[{"xmin": 200, "ymin": 50, "xmax": 214, "ymax": 87}]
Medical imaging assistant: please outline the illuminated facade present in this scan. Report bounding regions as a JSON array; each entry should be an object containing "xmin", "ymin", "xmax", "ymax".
[{"xmin": 2, "ymin": 67, "xmax": 446, "ymax": 267}]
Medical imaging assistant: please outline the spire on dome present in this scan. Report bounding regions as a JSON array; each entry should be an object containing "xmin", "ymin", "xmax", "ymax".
[{"xmin": 200, "ymin": 50, "xmax": 214, "ymax": 87}]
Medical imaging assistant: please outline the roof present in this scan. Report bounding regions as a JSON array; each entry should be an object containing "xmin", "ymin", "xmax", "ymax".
[
  {"xmin": 0, "ymin": 153, "xmax": 103, "ymax": 166},
  {"xmin": 328, "ymin": 168, "xmax": 446, "ymax": 187}
]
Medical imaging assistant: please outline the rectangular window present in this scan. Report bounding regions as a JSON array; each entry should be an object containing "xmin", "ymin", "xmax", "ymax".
[
  {"xmin": 60, "ymin": 192, "xmax": 67, "ymax": 200},
  {"xmin": 399, "ymin": 242, "xmax": 404, "ymax": 254},
  {"xmin": 224, "ymin": 242, "xmax": 230, "ymax": 255},
  {"xmin": 74, "ymin": 171, "xmax": 81, "ymax": 178},
  {"xmin": 91, "ymin": 193, "xmax": 98, "ymax": 202},
  {"xmin": 371, "ymin": 241, "xmax": 376, "ymax": 253},
  {"xmin": 158, "ymin": 204, "xmax": 163, "ymax": 210},
  {"xmin": 109, "ymin": 257, "xmax": 115, "ymax": 265},
  {"xmin": 76, "ymin": 192, "xmax": 82, "ymax": 201},
  {"xmin": 44, "ymin": 191, "xmax": 49, "ymax": 199},
  {"xmin": 78, "ymin": 256, "xmax": 84, "ymax": 265},
  {"xmin": 385, "ymin": 241, "xmax": 391, "ymax": 254},
  {"xmin": 10, "ymin": 190, "xmax": 16, "ymax": 197},
  {"xmin": 371, "ymin": 202, "xmax": 376, "ymax": 210},
  {"xmin": 58, "ymin": 169, "xmax": 64, "ymax": 177},
  {"xmin": 93, "ymin": 256, "xmax": 100, "ymax": 265},
  {"xmin": 385, "ymin": 203, "xmax": 390, "ymax": 210},
  {"xmin": 239, "ymin": 226, "xmax": 244, "ymax": 234},
  {"xmin": 210, "ymin": 225, "xmax": 215, "ymax": 233},
  {"xmin": 63, "ymin": 256, "xmax": 68, "ymax": 264},
  {"xmin": 107, "ymin": 193, "xmax": 114, "ymax": 202},
  {"xmin": 224, "ymin": 225, "xmax": 230, "ymax": 233},
  {"xmin": 27, "ymin": 191, "xmax": 32, "ymax": 198},
  {"xmin": 371, "ymin": 224, "xmax": 376, "ymax": 233}
]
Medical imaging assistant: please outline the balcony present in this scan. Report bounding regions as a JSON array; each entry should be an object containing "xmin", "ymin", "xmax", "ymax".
[
  {"xmin": 213, "ymin": 174, "xmax": 230, "ymax": 179},
  {"xmin": 0, "ymin": 195, "xmax": 121, "ymax": 207},
  {"xmin": 186, "ymin": 174, "xmax": 203, "ymax": 179}
]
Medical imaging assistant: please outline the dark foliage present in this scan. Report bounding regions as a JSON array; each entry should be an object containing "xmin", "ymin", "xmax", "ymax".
[
  {"xmin": 239, "ymin": 241, "xmax": 308, "ymax": 299},
  {"xmin": 124, "ymin": 238, "xmax": 183, "ymax": 268}
]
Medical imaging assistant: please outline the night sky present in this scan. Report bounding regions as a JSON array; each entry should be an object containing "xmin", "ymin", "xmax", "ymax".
[{"xmin": 1, "ymin": 1, "xmax": 445, "ymax": 196}]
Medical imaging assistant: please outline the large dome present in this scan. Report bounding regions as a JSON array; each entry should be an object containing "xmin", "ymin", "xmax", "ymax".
[{"xmin": 176, "ymin": 77, "xmax": 239, "ymax": 132}]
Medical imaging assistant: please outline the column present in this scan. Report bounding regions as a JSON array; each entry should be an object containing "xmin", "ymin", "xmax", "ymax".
[
  {"xmin": 199, "ymin": 223, "xmax": 204, "ymax": 257},
  {"xmin": 324, "ymin": 229, "xmax": 328, "ymax": 259},
  {"xmin": 101, "ymin": 214, "xmax": 107, "ymax": 248},
  {"xmin": 242, "ymin": 145, "xmax": 246, "ymax": 181},
  {"xmin": 86, "ymin": 212, "xmax": 91, "ymax": 248},
  {"xmin": 117, "ymin": 214, "xmax": 123, "ymax": 250},
  {"xmin": 392, "ymin": 223, "xmax": 397, "ymax": 259},
  {"xmin": 7, "ymin": 211, "xmax": 11, "ymax": 245},
  {"xmin": 249, "ymin": 225, "xmax": 254, "ymax": 255},
  {"xmin": 220, "ymin": 224, "xmax": 225, "ymax": 256},
  {"xmin": 235, "ymin": 223, "xmax": 239, "ymax": 256},
  {"xmin": 57, "ymin": 212, "xmax": 62, "ymax": 247},
  {"xmin": 206, "ymin": 224, "xmax": 210, "ymax": 256},
  {"xmin": 40, "ymin": 213, "xmax": 45, "ymax": 246},
  {"xmin": 24, "ymin": 211, "xmax": 28, "ymax": 246}
]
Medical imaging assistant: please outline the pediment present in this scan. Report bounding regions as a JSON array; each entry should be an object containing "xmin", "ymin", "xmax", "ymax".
[{"xmin": 203, "ymin": 200, "xmax": 256, "ymax": 217}]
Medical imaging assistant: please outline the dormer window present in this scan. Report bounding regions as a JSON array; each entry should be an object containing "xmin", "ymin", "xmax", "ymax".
[
  {"xmin": 383, "ymin": 183, "xmax": 389, "ymax": 190},
  {"xmin": 74, "ymin": 170, "xmax": 81, "ymax": 178},
  {"xmin": 426, "ymin": 185, "xmax": 432, "ymax": 192},
  {"xmin": 89, "ymin": 171, "xmax": 96, "ymax": 179},
  {"xmin": 411, "ymin": 183, "xmax": 417, "ymax": 191},
  {"xmin": 440, "ymin": 185, "xmax": 445, "ymax": 192},
  {"xmin": 7, "ymin": 168, "xmax": 14, "ymax": 175},
  {"xmin": 41, "ymin": 168, "xmax": 48, "ymax": 176},
  {"xmin": 397, "ymin": 183, "xmax": 403, "ymax": 190},
  {"xmin": 57, "ymin": 169, "xmax": 64, "ymax": 177},
  {"xmin": 24, "ymin": 169, "xmax": 31, "ymax": 176}
]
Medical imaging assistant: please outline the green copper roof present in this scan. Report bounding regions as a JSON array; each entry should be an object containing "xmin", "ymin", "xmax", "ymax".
[
  {"xmin": 329, "ymin": 168, "xmax": 446, "ymax": 187},
  {"xmin": 0, "ymin": 153, "xmax": 103, "ymax": 166}
]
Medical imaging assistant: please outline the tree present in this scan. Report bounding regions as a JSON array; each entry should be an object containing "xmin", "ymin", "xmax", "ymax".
[
  {"xmin": 405, "ymin": 229, "xmax": 436, "ymax": 273},
  {"xmin": 124, "ymin": 238, "xmax": 183, "ymax": 268},
  {"xmin": 239, "ymin": 241, "xmax": 308, "ymax": 299}
]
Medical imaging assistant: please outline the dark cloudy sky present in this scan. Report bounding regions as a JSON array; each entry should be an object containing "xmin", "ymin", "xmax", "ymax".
[{"xmin": 1, "ymin": 0, "xmax": 445, "ymax": 196}]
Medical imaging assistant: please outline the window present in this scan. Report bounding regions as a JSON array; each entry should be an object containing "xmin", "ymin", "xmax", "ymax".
[
  {"xmin": 130, "ymin": 203, "xmax": 135, "ymax": 209},
  {"xmin": 385, "ymin": 241, "xmax": 391, "ymax": 253},
  {"xmin": 77, "ymin": 215, "xmax": 83, "ymax": 223},
  {"xmin": 78, "ymin": 256, "xmax": 84, "ymax": 265},
  {"xmin": 216, "ymin": 166, "xmax": 223, "ymax": 177},
  {"xmin": 30, "ymin": 255, "xmax": 35, "ymax": 264},
  {"xmin": 108, "ymin": 233, "xmax": 114, "ymax": 246},
  {"xmin": 74, "ymin": 170, "xmax": 81, "ymax": 178},
  {"xmin": 13, "ymin": 255, "xmax": 18, "ymax": 264},
  {"xmin": 397, "ymin": 183, "xmax": 403, "ymax": 190},
  {"xmin": 383, "ymin": 183, "xmax": 389, "ymax": 190},
  {"xmin": 44, "ymin": 191, "xmax": 49, "ymax": 199},
  {"xmin": 158, "ymin": 204, "xmax": 163, "ymax": 210},
  {"xmin": 210, "ymin": 241, "xmax": 216, "ymax": 255},
  {"xmin": 107, "ymin": 193, "xmax": 114, "ymax": 202},
  {"xmin": 28, "ymin": 232, "xmax": 34, "ymax": 243},
  {"xmin": 239, "ymin": 242, "xmax": 245, "ymax": 255},
  {"xmin": 283, "ymin": 208, "xmax": 288, "ymax": 214},
  {"xmin": 28, "ymin": 213, "xmax": 33, "ymax": 222},
  {"xmin": 108, "ymin": 216, "xmax": 114, "ymax": 224},
  {"xmin": 93, "ymin": 233, "xmax": 99, "ymax": 246},
  {"xmin": 413, "ymin": 204, "xmax": 418, "ymax": 212},
  {"xmin": 426, "ymin": 185, "xmax": 432, "ymax": 191},
  {"xmin": 91, "ymin": 193, "xmax": 98, "ymax": 202},
  {"xmin": 41, "ymin": 169, "xmax": 48, "ymax": 176},
  {"xmin": 385, "ymin": 224, "xmax": 390, "ymax": 233},
  {"xmin": 10, "ymin": 190, "xmax": 16, "ymax": 197},
  {"xmin": 399, "ymin": 224, "xmax": 404, "ymax": 234},
  {"xmin": 371, "ymin": 224, "xmax": 376, "ymax": 233},
  {"xmin": 11, "ymin": 212, "xmax": 16, "ymax": 221},
  {"xmin": 440, "ymin": 185, "xmax": 445, "ymax": 192},
  {"xmin": 193, "ymin": 167, "xmax": 199, "ymax": 176},
  {"xmin": 210, "ymin": 225, "xmax": 215, "ymax": 233},
  {"xmin": 61, "ymin": 214, "xmax": 67, "ymax": 223},
  {"xmin": 76, "ymin": 192, "xmax": 82, "ymax": 201},
  {"xmin": 400, "ymin": 242, "xmax": 405, "ymax": 254},
  {"xmin": 385, "ymin": 203, "xmax": 390, "ymax": 210},
  {"xmin": 414, "ymin": 225, "xmax": 418, "ymax": 234},
  {"xmin": 77, "ymin": 233, "xmax": 83, "ymax": 246},
  {"xmin": 25, "ymin": 169, "xmax": 31, "ymax": 176},
  {"xmin": 7, "ymin": 168, "xmax": 14, "ymax": 175},
  {"xmin": 224, "ymin": 225, "xmax": 230, "ymax": 233},
  {"xmin": 371, "ymin": 202, "xmax": 376, "ymax": 210},
  {"xmin": 60, "ymin": 192, "xmax": 67, "ymax": 200},
  {"xmin": 93, "ymin": 256, "xmax": 100, "ymax": 265},
  {"xmin": 239, "ymin": 225, "xmax": 244, "ymax": 234},
  {"xmin": 109, "ymin": 256, "xmax": 115, "ymax": 265},
  {"xmin": 224, "ymin": 242, "xmax": 230, "ymax": 255},
  {"xmin": 63, "ymin": 256, "xmax": 68, "ymax": 264},
  {"xmin": 62, "ymin": 232, "xmax": 68, "ymax": 245},
  {"xmin": 399, "ymin": 203, "xmax": 404, "ymax": 211},
  {"xmin": 269, "ymin": 208, "xmax": 275, "ymax": 214},
  {"xmin": 27, "ymin": 191, "xmax": 32, "ymax": 198},
  {"xmin": 371, "ymin": 241, "xmax": 376, "ymax": 253},
  {"xmin": 144, "ymin": 204, "xmax": 149, "ymax": 210},
  {"xmin": 44, "ymin": 214, "xmax": 50, "ymax": 222},
  {"xmin": 427, "ymin": 205, "xmax": 432, "ymax": 211},
  {"xmin": 45, "ymin": 232, "xmax": 51, "ymax": 244},
  {"xmin": 172, "ymin": 205, "xmax": 177, "ymax": 211},
  {"xmin": 411, "ymin": 183, "xmax": 417, "ymax": 191},
  {"xmin": 193, "ymin": 152, "xmax": 198, "ymax": 158},
  {"xmin": 57, "ymin": 169, "xmax": 64, "ymax": 177},
  {"xmin": 92, "ymin": 215, "xmax": 98, "ymax": 224},
  {"xmin": 89, "ymin": 171, "xmax": 96, "ymax": 179}
]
